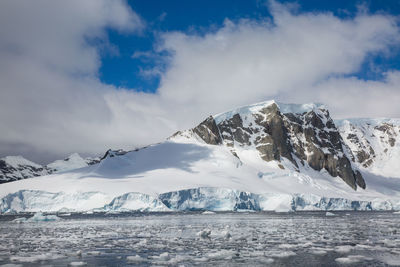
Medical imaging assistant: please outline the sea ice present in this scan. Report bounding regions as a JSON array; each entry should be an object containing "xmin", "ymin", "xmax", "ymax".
[
  {"xmin": 68, "ymin": 262, "xmax": 87, "ymax": 266},
  {"xmin": 157, "ymin": 252, "xmax": 170, "ymax": 261},
  {"xmin": 202, "ymin": 211, "xmax": 215, "ymax": 214},
  {"xmin": 205, "ymin": 250, "xmax": 235, "ymax": 260},
  {"xmin": 12, "ymin": 212, "xmax": 61, "ymax": 222},
  {"xmin": 335, "ymin": 255, "xmax": 372, "ymax": 264},
  {"xmin": 197, "ymin": 229, "xmax": 211, "ymax": 239},
  {"xmin": 126, "ymin": 255, "xmax": 144, "ymax": 262},
  {"xmin": 9, "ymin": 253, "xmax": 64, "ymax": 263},
  {"xmin": 335, "ymin": 245, "xmax": 355, "ymax": 253}
]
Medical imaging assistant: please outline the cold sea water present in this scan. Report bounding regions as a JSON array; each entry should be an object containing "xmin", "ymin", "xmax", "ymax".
[{"xmin": 0, "ymin": 211, "xmax": 399, "ymax": 266}]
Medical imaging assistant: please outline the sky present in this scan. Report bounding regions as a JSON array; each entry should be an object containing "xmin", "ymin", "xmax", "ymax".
[{"xmin": 1, "ymin": 0, "xmax": 400, "ymax": 163}]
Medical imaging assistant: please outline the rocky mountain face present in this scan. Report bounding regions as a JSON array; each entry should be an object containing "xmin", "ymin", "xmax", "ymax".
[
  {"xmin": 188, "ymin": 101, "xmax": 366, "ymax": 190},
  {"xmin": 337, "ymin": 118, "xmax": 400, "ymax": 178},
  {"xmin": 0, "ymin": 153, "xmax": 101, "ymax": 184}
]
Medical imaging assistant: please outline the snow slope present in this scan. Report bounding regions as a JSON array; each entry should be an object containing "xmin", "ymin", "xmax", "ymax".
[
  {"xmin": 1, "ymin": 101, "xmax": 400, "ymax": 213},
  {"xmin": 337, "ymin": 118, "xmax": 400, "ymax": 178},
  {"xmin": 47, "ymin": 153, "xmax": 100, "ymax": 173}
]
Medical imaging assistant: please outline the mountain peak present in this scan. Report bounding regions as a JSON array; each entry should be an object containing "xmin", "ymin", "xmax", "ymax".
[
  {"xmin": 186, "ymin": 100, "xmax": 364, "ymax": 190},
  {"xmin": 214, "ymin": 100, "xmax": 327, "ymax": 124}
]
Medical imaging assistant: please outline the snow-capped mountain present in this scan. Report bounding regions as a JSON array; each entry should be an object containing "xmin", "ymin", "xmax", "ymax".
[
  {"xmin": 181, "ymin": 101, "xmax": 365, "ymax": 190},
  {"xmin": 337, "ymin": 118, "xmax": 400, "ymax": 178},
  {"xmin": 0, "ymin": 153, "xmax": 101, "ymax": 184},
  {"xmin": 1, "ymin": 100, "xmax": 399, "ymax": 213},
  {"xmin": 0, "ymin": 156, "xmax": 48, "ymax": 184}
]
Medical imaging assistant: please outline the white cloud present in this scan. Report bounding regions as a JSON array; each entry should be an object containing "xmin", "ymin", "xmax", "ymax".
[
  {"xmin": 0, "ymin": 0, "xmax": 399, "ymax": 162},
  {"xmin": 156, "ymin": 3, "xmax": 400, "ymax": 118}
]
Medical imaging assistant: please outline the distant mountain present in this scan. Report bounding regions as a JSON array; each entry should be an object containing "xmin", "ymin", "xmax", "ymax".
[
  {"xmin": 1, "ymin": 100, "xmax": 399, "ymax": 213},
  {"xmin": 0, "ymin": 156, "xmax": 48, "ymax": 184},
  {"xmin": 46, "ymin": 153, "xmax": 101, "ymax": 173},
  {"xmin": 0, "ymin": 153, "xmax": 101, "ymax": 184}
]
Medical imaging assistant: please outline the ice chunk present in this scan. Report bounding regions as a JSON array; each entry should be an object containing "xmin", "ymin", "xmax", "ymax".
[
  {"xmin": 27, "ymin": 212, "xmax": 61, "ymax": 222},
  {"xmin": 267, "ymin": 251, "xmax": 297, "ymax": 258},
  {"xmin": 205, "ymin": 250, "xmax": 235, "ymax": 260},
  {"xmin": 9, "ymin": 253, "xmax": 64, "ymax": 263},
  {"xmin": 335, "ymin": 245, "xmax": 354, "ymax": 253},
  {"xmin": 326, "ymin": 212, "xmax": 336, "ymax": 216},
  {"xmin": 69, "ymin": 262, "xmax": 87, "ymax": 266},
  {"xmin": 12, "ymin": 217, "xmax": 27, "ymax": 223},
  {"xmin": 202, "ymin": 211, "xmax": 216, "ymax": 214},
  {"xmin": 157, "ymin": 252, "xmax": 170, "ymax": 261},
  {"xmin": 335, "ymin": 255, "xmax": 372, "ymax": 264},
  {"xmin": 126, "ymin": 255, "xmax": 144, "ymax": 262},
  {"xmin": 86, "ymin": 251, "xmax": 101, "ymax": 256},
  {"xmin": 221, "ymin": 230, "xmax": 232, "ymax": 239},
  {"xmin": 197, "ymin": 229, "xmax": 212, "ymax": 239}
]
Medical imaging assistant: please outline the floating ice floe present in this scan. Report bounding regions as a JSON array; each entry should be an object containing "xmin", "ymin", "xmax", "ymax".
[
  {"xmin": 202, "ymin": 211, "xmax": 216, "ymax": 214},
  {"xmin": 335, "ymin": 255, "xmax": 373, "ymax": 264},
  {"xmin": 326, "ymin": 212, "xmax": 336, "ymax": 216},
  {"xmin": 9, "ymin": 253, "xmax": 65, "ymax": 263},
  {"xmin": 335, "ymin": 245, "xmax": 355, "ymax": 253},
  {"xmin": 126, "ymin": 255, "xmax": 145, "ymax": 263},
  {"xmin": 68, "ymin": 262, "xmax": 87, "ymax": 266},
  {"xmin": 197, "ymin": 229, "xmax": 212, "ymax": 239},
  {"xmin": 12, "ymin": 212, "xmax": 61, "ymax": 223},
  {"xmin": 27, "ymin": 212, "xmax": 61, "ymax": 222}
]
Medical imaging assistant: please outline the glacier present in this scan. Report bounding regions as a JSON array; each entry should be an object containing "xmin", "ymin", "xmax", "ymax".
[
  {"xmin": 1, "ymin": 187, "xmax": 399, "ymax": 213},
  {"xmin": 1, "ymin": 100, "xmax": 400, "ymax": 213}
]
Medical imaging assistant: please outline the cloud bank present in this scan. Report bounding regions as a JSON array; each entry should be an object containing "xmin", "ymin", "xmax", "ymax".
[{"xmin": 0, "ymin": 1, "xmax": 399, "ymax": 162}]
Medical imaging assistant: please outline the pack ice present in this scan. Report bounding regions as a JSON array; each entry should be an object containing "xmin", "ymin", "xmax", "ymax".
[{"xmin": 1, "ymin": 100, "xmax": 400, "ymax": 213}]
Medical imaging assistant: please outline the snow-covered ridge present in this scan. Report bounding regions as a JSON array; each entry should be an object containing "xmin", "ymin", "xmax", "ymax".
[
  {"xmin": 335, "ymin": 117, "xmax": 400, "ymax": 127},
  {"xmin": 2, "ymin": 156, "xmax": 42, "ymax": 169},
  {"xmin": 214, "ymin": 100, "xmax": 326, "ymax": 124}
]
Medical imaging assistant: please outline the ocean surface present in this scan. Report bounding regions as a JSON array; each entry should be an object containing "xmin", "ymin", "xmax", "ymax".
[{"xmin": 0, "ymin": 211, "xmax": 399, "ymax": 266}]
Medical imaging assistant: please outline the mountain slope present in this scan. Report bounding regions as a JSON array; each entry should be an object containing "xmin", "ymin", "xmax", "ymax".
[
  {"xmin": 337, "ymin": 118, "xmax": 400, "ymax": 178},
  {"xmin": 0, "ymin": 156, "xmax": 48, "ymax": 184},
  {"xmin": 0, "ymin": 153, "xmax": 101, "ymax": 184},
  {"xmin": 182, "ymin": 101, "xmax": 365, "ymax": 189},
  {"xmin": 1, "ymin": 101, "xmax": 399, "ymax": 213}
]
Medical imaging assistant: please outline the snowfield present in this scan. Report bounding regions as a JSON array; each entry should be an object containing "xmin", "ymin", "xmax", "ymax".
[
  {"xmin": 1, "ymin": 101, "xmax": 400, "ymax": 213},
  {"xmin": 1, "ymin": 138, "xmax": 399, "ymax": 213}
]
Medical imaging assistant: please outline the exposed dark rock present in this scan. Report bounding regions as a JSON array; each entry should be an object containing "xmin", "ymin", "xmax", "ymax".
[
  {"xmin": 193, "ymin": 116, "xmax": 223, "ymax": 145},
  {"xmin": 101, "ymin": 149, "xmax": 128, "ymax": 160},
  {"xmin": 355, "ymin": 170, "xmax": 366, "ymax": 189}
]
